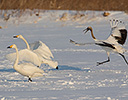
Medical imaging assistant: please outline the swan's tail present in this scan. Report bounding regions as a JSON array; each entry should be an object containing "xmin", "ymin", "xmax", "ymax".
[{"xmin": 42, "ymin": 59, "xmax": 58, "ymax": 69}]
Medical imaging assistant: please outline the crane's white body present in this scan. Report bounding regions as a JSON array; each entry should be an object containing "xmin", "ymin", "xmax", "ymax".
[{"xmin": 94, "ymin": 39, "xmax": 126, "ymax": 54}]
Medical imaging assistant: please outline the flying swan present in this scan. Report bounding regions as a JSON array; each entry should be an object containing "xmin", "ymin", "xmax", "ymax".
[
  {"xmin": 7, "ymin": 44, "xmax": 44, "ymax": 82},
  {"xmin": 6, "ymin": 35, "xmax": 58, "ymax": 69}
]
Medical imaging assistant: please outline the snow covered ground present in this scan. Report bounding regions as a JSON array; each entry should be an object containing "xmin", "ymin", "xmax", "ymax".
[{"xmin": 0, "ymin": 10, "xmax": 128, "ymax": 100}]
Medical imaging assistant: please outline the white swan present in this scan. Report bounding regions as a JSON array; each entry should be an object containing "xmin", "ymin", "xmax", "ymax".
[
  {"xmin": 6, "ymin": 35, "xmax": 58, "ymax": 69},
  {"xmin": 7, "ymin": 44, "xmax": 44, "ymax": 82}
]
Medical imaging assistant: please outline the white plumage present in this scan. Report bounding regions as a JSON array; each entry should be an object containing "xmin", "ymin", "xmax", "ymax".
[
  {"xmin": 106, "ymin": 19, "xmax": 127, "ymax": 45},
  {"xmin": 70, "ymin": 19, "xmax": 128, "ymax": 65},
  {"xmin": 6, "ymin": 49, "xmax": 42, "ymax": 66},
  {"xmin": 7, "ymin": 44, "xmax": 44, "ymax": 82},
  {"xmin": 30, "ymin": 41, "xmax": 54, "ymax": 60},
  {"xmin": 6, "ymin": 35, "xmax": 58, "ymax": 69}
]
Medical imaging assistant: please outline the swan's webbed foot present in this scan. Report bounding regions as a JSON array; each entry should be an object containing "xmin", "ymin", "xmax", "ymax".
[
  {"xmin": 56, "ymin": 66, "xmax": 58, "ymax": 69},
  {"xmin": 28, "ymin": 78, "xmax": 32, "ymax": 82}
]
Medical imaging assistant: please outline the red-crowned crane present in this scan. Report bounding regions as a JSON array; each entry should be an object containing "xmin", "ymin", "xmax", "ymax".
[{"xmin": 70, "ymin": 19, "xmax": 128, "ymax": 66}]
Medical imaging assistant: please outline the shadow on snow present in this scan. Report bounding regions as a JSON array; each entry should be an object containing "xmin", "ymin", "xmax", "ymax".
[
  {"xmin": 0, "ymin": 65, "xmax": 91, "ymax": 73},
  {"xmin": 0, "ymin": 68, "xmax": 16, "ymax": 72},
  {"xmin": 50, "ymin": 65, "xmax": 90, "ymax": 72},
  {"xmin": 6, "ymin": 79, "xmax": 28, "ymax": 82}
]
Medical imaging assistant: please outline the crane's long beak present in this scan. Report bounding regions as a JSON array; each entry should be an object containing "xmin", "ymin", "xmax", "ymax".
[{"xmin": 83, "ymin": 28, "xmax": 89, "ymax": 34}]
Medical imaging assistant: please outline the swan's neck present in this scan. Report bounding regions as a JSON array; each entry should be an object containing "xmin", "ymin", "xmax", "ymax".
[
  {"xmin": 90, "ymin": 29, "xmax": 96, "ymax": 40},
  {"xmin": 14, "ymin": 47, "xmax": 19, "ymax": 69},
  {"xmin": 22, "ymin": 37, "xmax": 30, "ymax": 50}
]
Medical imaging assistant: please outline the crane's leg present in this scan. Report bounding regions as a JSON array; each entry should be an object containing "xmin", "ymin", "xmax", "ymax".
[
  {"xmin": 119, "ymin": 53, "xmax": 128, "ymax": 65},
  {"xmin": 28, "ymin": 77, "xmax": 32, "ymax": 82},
  {"xmin": 97, "ymin": 52, "xmax": 110, "ymax": 66}
]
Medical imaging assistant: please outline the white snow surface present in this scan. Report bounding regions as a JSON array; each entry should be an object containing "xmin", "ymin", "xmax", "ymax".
[{"xmin": 0, "ymin": 10, "xmax": 128, "ymax": 100}]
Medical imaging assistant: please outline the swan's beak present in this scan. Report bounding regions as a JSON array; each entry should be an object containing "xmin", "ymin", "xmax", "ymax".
[
  {"xmin": 13, "ymin": 35, "xmax": 18, "ymax": 38},
  {"xmin": 7, "ymin": 45, "xmax": 13, "ymax": 48},
  {"xmin": 83, "ymin": 28, "xmax": 89, "ymax": 34},
  {"xmin": 7, "ymin": 46, "xmax": 10, "ymax": 48}
]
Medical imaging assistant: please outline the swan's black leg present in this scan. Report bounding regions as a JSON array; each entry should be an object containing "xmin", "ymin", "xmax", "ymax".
[
  {"xmin": 97, "ymin": 57, "xmax": 110, "ymax": 66},
  {"xmin": 56, "ymin": 66, "xmax": 58, "ymax": 69},
  {"xmin": 119, "ymin": 53, "xmax": 128, "ymax": 65},
  {"xmin": 37, "ymin": 66, "xmax": 39, "ymax": 67},
  {"xmin": 28, "ymin": 78, "xmax": 32, "ymax": 82}
]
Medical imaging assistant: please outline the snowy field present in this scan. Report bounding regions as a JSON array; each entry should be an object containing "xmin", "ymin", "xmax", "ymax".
[{"xmin": 0, "ymin": 10, "xmax": 128, "ymax": 100}]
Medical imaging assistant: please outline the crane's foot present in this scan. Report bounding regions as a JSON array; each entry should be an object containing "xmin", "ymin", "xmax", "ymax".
[
  {"xmin": 97, "ymin": 62, "xmax": 103, "ymax": 66},
  {"xmin": 97, "ymin": 57, "xmax": 110, "ymax": 66}
]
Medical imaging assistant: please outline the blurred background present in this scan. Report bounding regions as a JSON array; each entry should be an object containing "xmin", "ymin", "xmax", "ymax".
[{"xmin": 0, "ymin": 0, "xmax": 128, "ymax": 11}]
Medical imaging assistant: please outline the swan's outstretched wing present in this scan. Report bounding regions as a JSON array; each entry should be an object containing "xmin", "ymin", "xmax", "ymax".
[
  {"xmin": 6, "ymin": 49, "xmax": 41, "ymax": 66},
  {"xmin": 30, "ymin": 41, "xmax": 54, "ymax": 59},
  {"xmin": 107, "ymin": 19, "xmax": 127, "ymax": 45}
]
